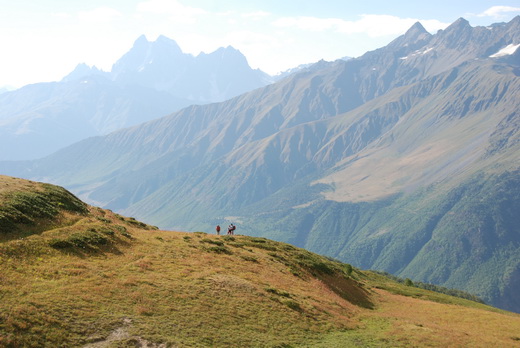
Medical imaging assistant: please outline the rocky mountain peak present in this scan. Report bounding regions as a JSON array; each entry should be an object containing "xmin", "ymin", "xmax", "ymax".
[
  {"xmin": 153, "ymin": 35, "xmax": 184, "ymax": 56},
  {"xmin": 402, "ymin": 21, "xmax": 431, "ymax": 44},
  {"xmin": 432, "ymin": 17, "xmax": 475, "ymax": 50},
  {"xmin": 450, "ymin": 17, "xmax": 471, "ymax": 29},
  {"xmin": 200, "ymin": 45, "xmax": 249, "ymax": 68},
  {"xmin": 437, "ymin": 17, "xmax": 472, "ymax": 37},
  {"xmin": 387, "ymin": 21, "xmax": 432, "ymax": 50},
  {"xmin": 61, "ymin": 63, "xmax": 106, "ymax": 82},
  {"xmin": 406, "ymin": 22, "xmax": 429, "ymax": 37}
]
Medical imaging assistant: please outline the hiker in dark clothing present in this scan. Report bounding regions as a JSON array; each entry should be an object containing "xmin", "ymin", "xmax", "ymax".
[
  {"xmin": 216, "ymin": 225, "xmax": 221, "ymax": 235},
  {"xmin": 228, "ymin": 224, "xmax": 236, "ymax": 235}
]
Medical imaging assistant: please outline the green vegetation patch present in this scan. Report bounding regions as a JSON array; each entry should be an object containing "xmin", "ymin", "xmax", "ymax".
[
  {"xmin": 123, "ymin": 217, "xmax": 158, "ymax": 230},
  {"xmin": 203, "ymin": 245, "xmax": 233, "ymax": 255},
  {"xmin": 265, "ymin": 286, "xmax": 292, "ymax": 298},
  {"xmin": 50, "ymin": 229, "xmax": 110, "ymax": 250},
  {"xmin": 371, "ymin": 271, "xmax": 485, "ymax": 304},
  {"xmin": 0, "ymin": 183, "xmax": 88, "ymax": 234},
  {"xmin": 200, "ymin": 238, "xmax": 224, "ymax": 246}
]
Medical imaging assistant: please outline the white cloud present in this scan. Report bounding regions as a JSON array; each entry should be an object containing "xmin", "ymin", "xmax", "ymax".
[
  {"xmin": 52, "ymin": 12, "xmax": 71, "ymax": 19},
  {"xmin": 477, "ymin": 6, "xmax": 520, "ymax": 19},
  {"xmin": 273, "ymin": 16, "xmax": 343, "ymax": 32},
  {"xmin": 241, "ymin": 11, "xmax": 271, "ymax": 19},
  {"xmin": 78, "ymin": 7, "xmax": 122, "ymax": 23},
  {"xmin": 273, "ymin": 14, "xmax": 449, "ymax": 38},
  {"xmin": 137, "ymin": 0, "xmax": 206, "ymax": 24}
]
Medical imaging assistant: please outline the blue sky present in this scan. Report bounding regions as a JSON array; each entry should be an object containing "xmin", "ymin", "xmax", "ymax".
[{"xmin": 1, "ymin": 0, "xmax": 519, "ymax": 88}]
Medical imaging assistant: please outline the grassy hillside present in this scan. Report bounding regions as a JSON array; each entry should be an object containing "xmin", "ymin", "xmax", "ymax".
[
  {"xmin": 1, "ymin": 176, "xmax": 520, "ymax": 347},
  {"xmin": 238, "ymin": 170, "xmax": 520, "ymax": 312},
  {"xmin": 0, "ymin": 175, "xmax": 89, "ymax": 239}
]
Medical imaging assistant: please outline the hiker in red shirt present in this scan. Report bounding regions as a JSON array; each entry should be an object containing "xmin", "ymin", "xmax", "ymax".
[{"xmin": 216, "ymin": 225, "xmax": 221, "ymax": 235}]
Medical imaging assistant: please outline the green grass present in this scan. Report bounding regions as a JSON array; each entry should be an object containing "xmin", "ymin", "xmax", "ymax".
[{"xmin": 0, "ymin": 177, "xmax": 87, "ymax": 222}]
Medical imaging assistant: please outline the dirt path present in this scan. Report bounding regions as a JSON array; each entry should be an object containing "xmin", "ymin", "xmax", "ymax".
[{"xmin": 83, "ymin": 318, "xmax": 169, "ymax": 348}]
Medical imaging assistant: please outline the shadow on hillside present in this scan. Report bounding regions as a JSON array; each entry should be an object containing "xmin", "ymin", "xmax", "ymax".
[
  {"xmin": 51, "ymin": 236, "xmax": 132, "ymax": 258},
  {"xmin": 318, "ymin": 273, "xmax": 375, "ymax": 309}
]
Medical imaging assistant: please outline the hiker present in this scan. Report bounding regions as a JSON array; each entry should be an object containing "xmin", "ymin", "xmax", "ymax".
[
  {"xmin": 228, "ymin": 223, "xmax": 236, "ymax": 235},
  {"xmin": 216, "ymin": 225, "xmax": 221, "ymax": 235}
]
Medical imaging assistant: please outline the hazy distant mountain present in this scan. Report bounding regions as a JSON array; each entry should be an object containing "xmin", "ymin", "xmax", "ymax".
[
  {"xmin": 112, "ymin": 35, "xmax": 273, "ymax": 103},
  {"xmin": 0, "ymin": 76, "xmax": 189, "ymax": 160},
  {"xmin": 273, "ymin": 57, "xmax": 353, "ymax": 82},
  {"xmin": 0, "ymin": 86, "xmax": 15, "ymax": 95},
  {"xmin": 2, "ymin": 16, "xmax": 519, "ymax": 312},
  {"xmin": 272, "ymin": 62, "xmax": 317, "ymax": 81},
  {"xmin": 0, "ymin": 35, "xmax": 273, "ymax": 160},
  {"xmin": 61, "ymin": 63, "xmax": 108, "ymax": 82}
]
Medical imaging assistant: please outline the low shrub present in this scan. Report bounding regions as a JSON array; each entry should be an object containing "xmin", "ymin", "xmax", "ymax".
[
  {"xmin": 221, "ymin": 236, "xmax": 235, "ymax": 242},
  {"xmin": 200, "ymin": 238, "xmax": 224, "ymax": 246},
  {"xmin": 240, "ymin": 255, "xmax": 258, "ymax": 263},
  {"xmin": 204, "ymin": 246, "xmax": 232, "ymax": 255},
  {"xmin": 48, "ymin": 239, "xmax": 73, "ymax": 249},
  {"xmin": 49, "ymin": 229, "xmax": 112, "ymax": 250},
  {"xmin": 265, "ymin": 287, "xmax": 291, "ymax": 298},
  {"xmin": 114, "ymin": 225, "xmax": 127, "ymax": 233},
  {"xmin": 283, "ymin": 300, "xmax": 302, "ymax": 312}
]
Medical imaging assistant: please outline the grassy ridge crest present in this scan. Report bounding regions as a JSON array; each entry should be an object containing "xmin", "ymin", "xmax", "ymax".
[{"xmin": 0, "ymin": 175, "xmax": 88, "ymax": 237}]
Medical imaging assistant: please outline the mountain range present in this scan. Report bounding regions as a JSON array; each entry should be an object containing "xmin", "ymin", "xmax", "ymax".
[
  {"xmin": 1, "ymin": 16, "xmax": 519, "ymax": 313},
  {"xmin": 0, "ymin": 35, "xmax": 272, "ymax": 160}
]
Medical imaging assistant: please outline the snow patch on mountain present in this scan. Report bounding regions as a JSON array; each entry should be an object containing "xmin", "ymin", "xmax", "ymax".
[
  {"xmin": 490, "ymin": 43, "xmax": 519, "ymax": 58},
  {"xmin": 399, "ymin": 47, "xmax": 434, "ymax": 60}
]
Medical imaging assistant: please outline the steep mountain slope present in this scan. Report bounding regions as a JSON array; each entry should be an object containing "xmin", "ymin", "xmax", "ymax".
[
  {"xmin": 0, "ymin": 76, "xmax": 188, "ymax": 160},
  {"xmin": 1, "ymin": 176, "xmax": 520, "ymax": 347},
  {"xmin": 1, "ymin": 17, "xmax": 519, "ymax": 312}
]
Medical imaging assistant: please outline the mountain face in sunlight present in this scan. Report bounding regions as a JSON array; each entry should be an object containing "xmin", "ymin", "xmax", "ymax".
[{"xmin": 1, "ymin": 17, "xmax": 519, "ymax": 312}]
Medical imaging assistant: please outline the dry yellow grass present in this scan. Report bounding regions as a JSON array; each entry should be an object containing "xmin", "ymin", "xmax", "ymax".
[
  {"xmin": 2, "ymin": 225, "xmax": 520, "ymax": 347},
  {"xmin": 369, "ymin": 289, "xmax": 520, "ymax": 347}
]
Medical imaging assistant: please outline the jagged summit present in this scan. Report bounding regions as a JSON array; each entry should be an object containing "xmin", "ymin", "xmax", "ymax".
[
  {"xmin": 386, "ymin": 20, "xmax": 431, "ymax": 49},
  {"xmin": 436, "ymin": 17, "xmax": 472, "ymax": 39},
  {"xmin": 132, "ymin": 33, "xmax": 148, "ymax": 45},
  {"xmin": 450, "ymin": 17, "xmax": 471, "ymax": 28},
  {"xmin": 111, "ymin": 34, "xmax": 186, "ymax": 77},
  {"xmin": 108, "ymin": 34, "xmax": 270, "ymax": 102},
  {"xmin": 406, "ymin": 21, "xmax": 429, "ymax": 36},
  {"xmin": 199, "ymin": 45, "xmax": 247, "ymax": 63},
  {"xmin": 153, "ymin": 35, "xmax": 184, "ymax": 55},
  {"xmin": 61, "ymin": 63, "xmax": 106, "ymax": 82}
]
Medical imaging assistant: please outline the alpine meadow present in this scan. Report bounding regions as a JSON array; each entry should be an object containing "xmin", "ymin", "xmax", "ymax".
[
  {"xmin": 1, "ymin": 176, "xmax": 520, "ymax": 347},
  {"xmin": 1, "ymin": 8, "xmax": 520, "ymax": 347}
]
